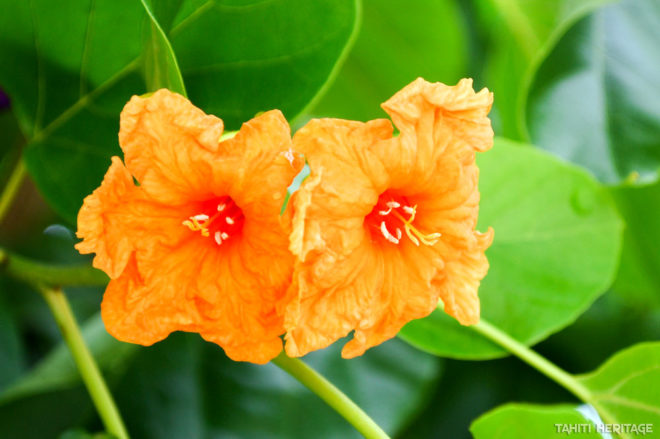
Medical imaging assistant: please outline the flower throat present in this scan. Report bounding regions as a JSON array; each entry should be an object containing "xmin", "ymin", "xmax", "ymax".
[
  {"xmin": 365, "ymin": 192, "xmax": 441, "ymax": 246},
  {"xmin": 182, "ymin": 196, "xmax": 245, "ymax": 245}
]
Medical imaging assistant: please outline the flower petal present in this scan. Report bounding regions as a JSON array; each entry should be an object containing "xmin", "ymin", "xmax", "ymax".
[
  {"xmin": 380, "ymin": 77, "xmax": 494, "ymax": 185},
  {"xmin": 288, "ymin": 118, "xmax": 393, "ymax": 261},
  {"xmin": 119, "ymin": 89, "xmax": 225, "ymax": 204},
  {"xmin": 102, "ymin": 254, "xmax": 206, "ymax": 345},
  {"xmin": 219, "ymin": 110, "xmax": 304, "ymax": 213},
  {"xmin": 75, "ymin": 157, "xmax": 185, "ymax": 279}
]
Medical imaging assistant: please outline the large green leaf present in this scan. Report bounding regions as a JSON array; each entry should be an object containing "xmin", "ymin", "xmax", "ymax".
[
  {"xmin": 171, "ymin": 0, "xmax": 359, "ymax": 128},
  {"xmin": 577, "ymin": 342, "xmax": 660, "ymax": 433},
  {"xmin": 471, "ymin": 404, "xmax": 600, "ymax": 439},
  {"xmin": 526, "ymin": 0, "xmax": 660, "ymax": 184},
  {"xmin": 0, "ymin": 0, "xmax": 146, "ymax": 223},
  {"xmin": 399, "ymin": 138, "xmax": 622, "ymax": 359},
  {"xmin": 477, "ymin": 0, "xmax": 612, "ymax": 138},
  {"xmin": 0, "ymin": 0, "xmax": 358, "ymax": 223},
  {"xmin": 311, "ymin": 0, "xmax": 468, "ymax": 121},
  {"xmin": 609, "ymin": 181, "xmax": 660, "ymax": 308},
  {"xmin": 472, "ymin": 342, "xmax": 660, "ymax": 439}
]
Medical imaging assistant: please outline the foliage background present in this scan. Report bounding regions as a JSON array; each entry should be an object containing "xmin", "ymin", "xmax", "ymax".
[{"xmin": 0, "ymin": 0, "xmax": 659, "ymax": 438}]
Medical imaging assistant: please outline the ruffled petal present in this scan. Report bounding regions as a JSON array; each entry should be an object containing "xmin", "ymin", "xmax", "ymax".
[
  {"xmin": 288, "ymin": 118, "xmax": 393, "ymax": 261},
  {"xmin": 101, "ymin": 255, "xmax": 204, "ymax": 345},
  {"xmin": 102, "ymin": 217, "xmax": 292, "ymax": 364},
  {"xmin": 285, "ymin": 241, "xmax": 385, "ymax": 357},
  {"xmin": 119, "ymin": 89, "xmax": 224, "ymax": 205},
  {"xmin": 380, "ymin": 78, "xmax": 493, "ymax": 185},
  {"xmin": 75, "ymin": 157, "xmax": 185, "ymax": 279},
  {"xmin": 218, "ymin": 110, "xmax": 304, "ymax": 213},
  {"xmin": 341, "ymin": 242, "xmax": 444, "ymax": 358}
]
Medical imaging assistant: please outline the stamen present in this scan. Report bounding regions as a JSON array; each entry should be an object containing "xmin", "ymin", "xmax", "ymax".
[
  {"xmin": 378, "ymin": 208, "xmax": 392, "ymax": 215},
  {"xmin": 391, "ymin": 205, "xmax": 441, "ymax": 247},
  {"xmin": 396, "ymin": 228, "xmax": 402, "ymax": 240},
  {"xmin": 282, "ymin": 147, "xmax": 296, "ymax": 166},
  {"xmin": 182, "ymin": 197, "xmax": 244, "ymax": 244},
  {"xmin": 406, "ymin": 229, "xmax": 421, "ymax": 246},
  {"xmin": 380, "ymin": 221, "xmax": 400, "ymax": 244},
  {"xmin": 386, "ymin": 201, "xmax": 401, "ymax": 209}
]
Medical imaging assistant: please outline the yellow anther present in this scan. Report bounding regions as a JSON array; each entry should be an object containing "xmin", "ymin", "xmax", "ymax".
[
  {"xmin": 392, "ymin": 205, "xmax": 441, "ymax": 247},
  {"xmin": 182, "ymin": 217, "xmax": 211, "ymax": 237}
]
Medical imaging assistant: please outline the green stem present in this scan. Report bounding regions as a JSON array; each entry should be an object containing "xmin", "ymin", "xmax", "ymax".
[
  {"xmin": 0, "ymin": 158, "xmax": 26, "ymax": 224},
  {"xmin": 272, "ymin": 353, "xmax": 390, "ymax": 439},
  {"xmin": 0, "ymin": 247, "xmax": 109, "ymax": 287},
  {"xmin": 470, "ymin": 319, "xmax": 617, "ymax": 425},
  {"xmin": 471, "ymin": 319, "xmax": 591, "ymax": 401},
  {"xmin": 38, "ymin": 286, "xmax": 128, "ymax": 439}
]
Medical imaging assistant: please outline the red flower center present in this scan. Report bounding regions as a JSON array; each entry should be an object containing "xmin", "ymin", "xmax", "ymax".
[
  {"xmin": 182, "ymin": 196, "xmax": 245, "ymax": 245},
  {"xmin": 365, "ymin": 191, "xmax": 441, "ymax": 246}
]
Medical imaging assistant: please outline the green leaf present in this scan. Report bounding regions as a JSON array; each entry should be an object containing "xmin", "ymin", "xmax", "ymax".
[
  {"xmin": 311, "ymin": 0, "xmax": 468, "ymax": 121},
  {"xmin": 0, "ymin": 291, "xmax": 25, "ymax": 392},
  {"xmin": 0, "ymin": 313, "xmax": 135, "ymax": 405},
  {"xmin": 577, "ymin": 341, "xmax": 660, "ymax": 432},
  {"xmin": 471, "ymin": 404, "xmax": 600, "ymax": 439},
  {"xmin": 59, "ymin": 429, "xmax": 115, "ymax": 439},
  {"xmin": 480, "ymin": 0, "xmax": 613, "ymax": 138},
  {"xmin": 140, "ymin": 0, "xmax": 187, "ymax": 96},
  {"xmin": 0, "ymin": 0, "xmax": 358, "ymax": 223},
  {"xmin": 399, "ymin": 138, "xmax": 622, "ymax": 359},
  {"xmin": 609, "ymin": 181, "xmax": 660, "ymax": 308},
  {"xmin": 526, "ymin": 0, "xmax": 660, "ymax": 184},
  {"xmin": 112, "ymin": 334, "xmax": 439, "ymax": 439},
  {"xmin": 0, "ymin": 312, "xmax": 136, "ymax": 439},
  {"xmin": 0, "ymin": 0, "xmax": 146, "ymax": 223},
  {"xmin": 171, "ymin": 0, "xmax": 360, "ymax": 129}
]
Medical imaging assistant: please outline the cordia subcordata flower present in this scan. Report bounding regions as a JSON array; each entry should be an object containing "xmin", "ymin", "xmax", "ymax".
[
  {"xmin": 283, "ymin": 78, "xmax": 494, "ymax": 358},
  {"xmin": 77, "ymin": 78, "xmax": 493, "ymax": 364},
  {"xmin": 76, "ymin": 89, "xmax": 304, "ymax": 364}
]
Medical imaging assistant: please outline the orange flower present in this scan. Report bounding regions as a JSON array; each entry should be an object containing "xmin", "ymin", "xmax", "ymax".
[
  {"xmin": 76, "ymin": 89, "xmax": 303, "ymax": 364},
  {"xmin": 284, "ymin": 78, "xmax": 494, "ymax": 358}
]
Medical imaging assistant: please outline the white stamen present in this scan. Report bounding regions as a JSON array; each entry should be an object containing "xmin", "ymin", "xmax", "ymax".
[
  {"xmin": 282, "ymin": 147, "xmax": 296, "ymax": 165},
  {"xmin": 386, "ymin": 201, "xmax": 401, "ymax": 209},
  {"xmin": 221, "ymin": 232, "xmax": 229, "ymax": 240},
  {"xmin": 225, "ymin": 217, "xmax": 235, "ymax": 225},
  {"xmin": 193, "ymin": 214, "xmax": 209, "ymax": 221},
  {"xmin": 217, "ymin": 203, "xmax": 226, "ymax": 211},
  {"xmin": 396, "ymin": 228, "xmax": 402, "ymax": 240},
  {"xmin": 380, "ymin": 221, "xmax": 400, "ymax": 244},
  {"xmin": 403, "ymin": 205, "xmax": 415, "ymax": 215},
  {"xmin": 378, "ymin": 207, "xmax": 392, "ymax": 216},
  {"xmin": 214, "ymin": 231, "xmax": 222, "ymax": 245}
]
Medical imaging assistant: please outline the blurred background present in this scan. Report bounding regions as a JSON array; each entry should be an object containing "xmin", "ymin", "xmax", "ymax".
[{"xmin": 1, "ymin": 0, "xmax": 659, "ymax": 438}]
